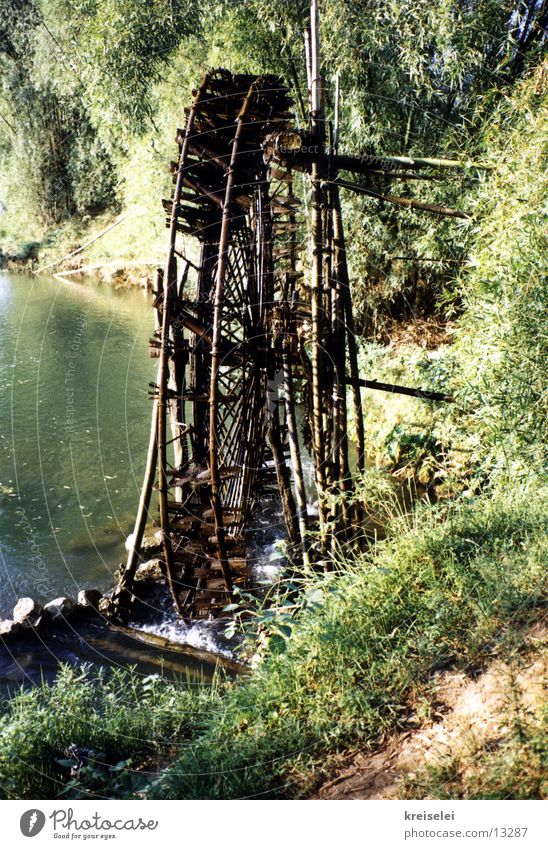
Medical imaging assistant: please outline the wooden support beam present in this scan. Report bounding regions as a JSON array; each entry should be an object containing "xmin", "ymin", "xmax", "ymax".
[
  {"xmin": 334, "ymin": 178, "xmax": 469, "ymax": 219},
  {"xmin": 347, "ymin": 376, "xmax": 454, "ymax": 403}
]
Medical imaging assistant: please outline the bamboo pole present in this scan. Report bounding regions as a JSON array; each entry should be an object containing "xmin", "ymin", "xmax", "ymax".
[
  {"xmin": 267, "ymin": 399, "xmax": 300, "ymax": 546},
  {"xmin": 332, "ymin": 187, "xmax": 365, "ymax": 473},
  {"xmin": 118, "ymin": 365, "xmax": 160, "ymax": 594},
  {"xmin": 348, "ymin": 377, "xmax": 454, "ymax": 403},
  {"xmin": 282, "ymin": 334, "xmax": 310, "ymax": 567},
  {"xmin": 334, "ymin": 178, "xmax": 469, "ymax": 218},
  {"xmin": 304, "ymin": 28, "xmax": 312, "ymax": 110},
  {"xmin": 331, "ymin": 152, "xmax": 491, "ymax": 173},
  {"xmin": 330, "ymin": 75, "xmax": 352, "ymax": 537},
  {"xmin": 324, "ymin": 139, "xmax": 335, "ymax": 494},
  {"xmin": 282, "ymin": 185, "xmax": 310, "ymax": 567},
  {"xmin": 333, "ymin": 71, "xmax": 340, "ymax": 151},
  {"xmin": 190, "ymin": 241, "xmax": 213, "ymax": 465},
  {"xmin": 329, "ymin": 181, "xmax": 351, "ymax": 539},
  {"xmin": 168, "ymin": 263, "xmax": 188, "ymax": 502},
  {"xmin": 309, "ymin": 0, "xmax": 329, "ymax": 546},
  {"xmin": 118, "ymin": 266, "xmax": 164, "ymax": 595},
  {"xmin": 158, "ymin": 254, "xmax": 184, "ymax": 616}
]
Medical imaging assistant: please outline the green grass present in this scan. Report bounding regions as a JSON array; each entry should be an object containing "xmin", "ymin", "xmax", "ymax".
[
  {"xmin": 0, "ymin": 487, "xmax": 545, "ymax": 800},
  {"xmin": 0, "ymin": 666, "xmax": 216, "ymax": 799},
  {"xmin": 147, "ymin": 490, "xmax": 545, "ymax": 799}
]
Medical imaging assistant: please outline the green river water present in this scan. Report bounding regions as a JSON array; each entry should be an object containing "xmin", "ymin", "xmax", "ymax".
[{"xmin": 0, "ymin": 272, "xmax": 228, "ymax": 687}]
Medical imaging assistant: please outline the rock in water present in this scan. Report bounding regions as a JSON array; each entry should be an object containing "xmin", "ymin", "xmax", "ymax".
[
  {"xmin": 13, "ymin": 597, "xmax": 43, "ymax": 626},
  {"xmin": 43, "ymin": 597, "xmax": 77, "ymax": 622},
  {"xmin": 125, "ymin": 531, "xmax": 161, "ymax": 554},
  {"xmin": 0, "ymin": 619, "xmax": 21, "ymax": 637},
  {"xmin": 141, "ymin": 531, "xmax": 162, "ymax": 553},
  {"xmin": 135, "ymin": 558, "xmax": 164, "ymax": 581},
  {"xmin": 77, "ymin": 589, "xmax": 103, "ymax": 609},
  {"xmin": 97, "ymin": 597, "xmax": 111, "ymax": 614}
]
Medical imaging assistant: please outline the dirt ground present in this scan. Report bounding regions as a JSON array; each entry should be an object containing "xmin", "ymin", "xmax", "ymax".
[{"xmin": 315, "ymin": 622, "xmax": 547, "ymax": 799}]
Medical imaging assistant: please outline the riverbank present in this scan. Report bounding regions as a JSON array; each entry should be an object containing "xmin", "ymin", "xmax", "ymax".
[
  {"xmin": 0, "ymin": 485, "xmax": 545, "ymax": 799},
  {"xmin": 315, "ymin": 623, "xmax": 547, "ymax": 800},
  {"xmin": 0, "ymin": 209, "xmax": 164, "ymax": 290},
  {"xmin": 0, "ymin": 59, "xmax": 545, "ymax": 802}
]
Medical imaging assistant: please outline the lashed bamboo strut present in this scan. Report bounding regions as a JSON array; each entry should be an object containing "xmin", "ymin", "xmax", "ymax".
[
  {"xmin": 334, "ymin": 177, "xmax": 469, "ymax": 218},
  {"xmin": 309, "ymin": 0, "xmax": 329, "ymax": 545},
  {"xmin": 332, "ymin": 188, "xmax": 365, "ymax": 473},
  {"xmin": 350, "ymin": 377, "xmax": 454, "ymax": 403},
  {"xmin": 279, "ymin": 150, "xmax": 488, "ymax": 179},
  {"xmin": 282, "ymin": 335, "xmax": 310, "ymax": 567},
  {"xmin": 120, "ymin": 366, "xmax": 160, "ymax": 591}
]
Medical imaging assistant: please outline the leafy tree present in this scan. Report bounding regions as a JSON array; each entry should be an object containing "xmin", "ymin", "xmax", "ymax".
[
  {"xmin": 55, "ymin": 0, "xmax": 201, "ymax": 131},
  {"xmin": 199, "ymin": 0, "xmax": 547, "ymax": 333},
  {"xmin": 0, "ymin": 0, "xmax": 116, "ymax": 226}
]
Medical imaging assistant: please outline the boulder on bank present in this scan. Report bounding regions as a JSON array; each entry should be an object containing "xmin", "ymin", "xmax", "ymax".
[
  {"xmin": 77, "ymin": 588, "xmax": 103, "ymax": 609},
  {"xmin": 43, "ymin": 597, "xmax": 77, "ymax": 622},
  {"xmin": 13, "ymin": 597, "xmax": 43, "ymax": 627}
]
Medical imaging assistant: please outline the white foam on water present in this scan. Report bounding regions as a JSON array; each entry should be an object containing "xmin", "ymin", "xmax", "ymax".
[
  {"xmin": 128, "ymin": 509, "xmax": 288, "ymax": 658},
  {"xmin": 132, "ymin": 617, "xmax": 235, "ymax": 658},
  {"xmin": 251, "ymin": 540, "xmax": 285, "ymax": 582}
]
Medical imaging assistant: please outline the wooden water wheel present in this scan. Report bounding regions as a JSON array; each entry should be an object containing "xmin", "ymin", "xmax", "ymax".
[
  {"xmin": 113, "ymin": 41, "xmax": 469, "ymax": 625},
  {"xmin": 118, "ymin": 70, "xmax": 304, "ymax": 620}
]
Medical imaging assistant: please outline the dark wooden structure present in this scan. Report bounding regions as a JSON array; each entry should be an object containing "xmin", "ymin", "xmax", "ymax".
[{"xmin": 112, "ymin": 2, "xmax": 469, "ymax": 622}]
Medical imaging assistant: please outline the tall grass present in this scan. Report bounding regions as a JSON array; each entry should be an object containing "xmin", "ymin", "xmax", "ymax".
[
  {"xmin": 145, "ymin": 489, "xmax": 546, "ymax": 799},
  {"xmin": 0, "ymin": 666, "xmax": 217, "ymax": 799},
  {"xmin": 0, "ymin": 488, "xmax": 544, "ymax": 800}
]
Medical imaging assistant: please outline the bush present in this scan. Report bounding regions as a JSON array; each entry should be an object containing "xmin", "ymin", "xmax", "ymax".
[
  {"xmin": 454, "ymin": 62, "xmax": 548, "ymax": 482},
  {"xmin": 0, "ymin": 665, "xmax": 216, "ymax": 799}
]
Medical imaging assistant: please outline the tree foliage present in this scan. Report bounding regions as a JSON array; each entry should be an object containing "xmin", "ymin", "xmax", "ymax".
[
  {"xmin": 456, "ymin": 61, "xmax": 548, "ymax": 480},
  {"xmin": 0, "ymin": 0, "xmax": 545, "ymax": 295},
  {"xmin": 56, "ymin": 0, "xmax": 201, "ymax": 130},
  {"xmin": 0, "ymin": 0, "xmax": 117, "ymax": 226}
]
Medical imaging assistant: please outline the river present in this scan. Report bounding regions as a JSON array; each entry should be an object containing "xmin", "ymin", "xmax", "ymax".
[
  {"xmin": 0, "ymin": 272, "xmax": 156, "ymax": 613},
  {"xmin": 0, "ymin": 272, "xmax": 230, "ymax": 689}
]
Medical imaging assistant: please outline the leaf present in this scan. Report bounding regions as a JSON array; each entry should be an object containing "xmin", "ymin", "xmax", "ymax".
[{"xmin": 306, "ymin": 588, "xmax": 324, "ymax": 605}]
